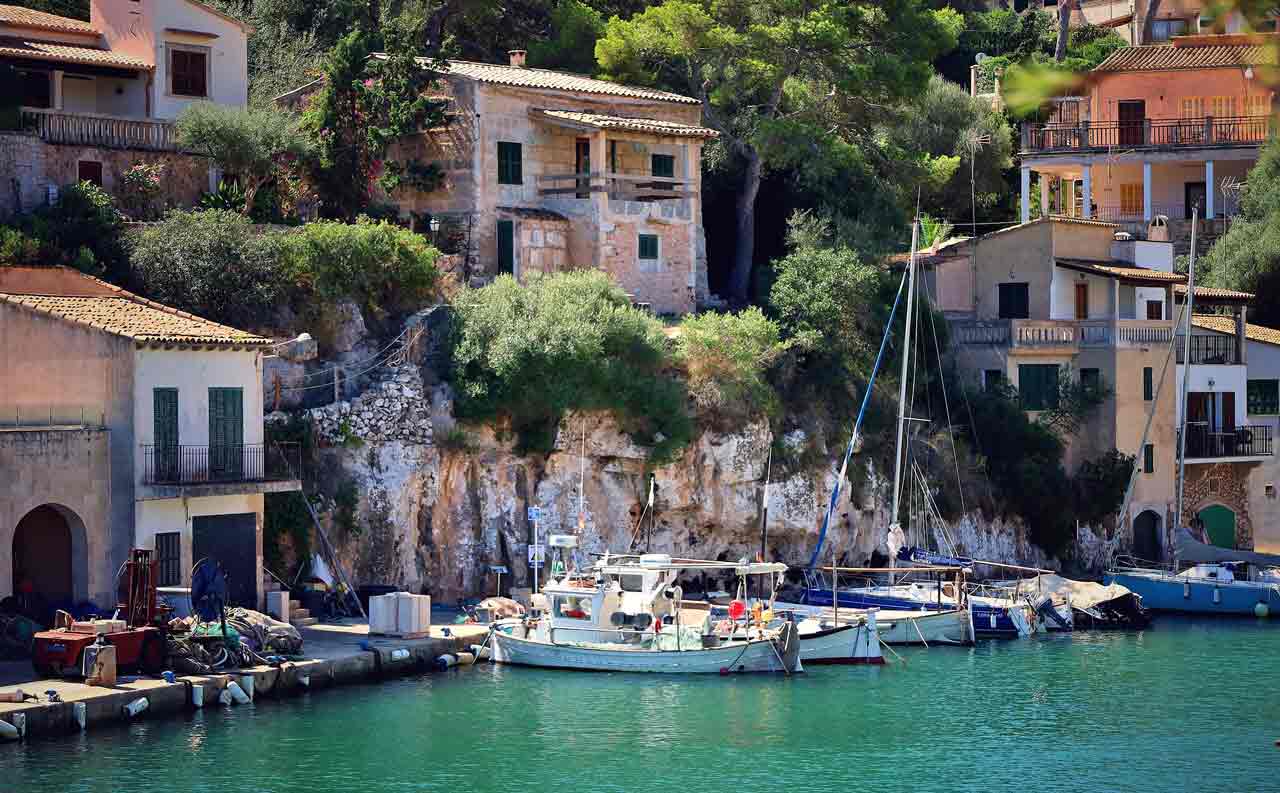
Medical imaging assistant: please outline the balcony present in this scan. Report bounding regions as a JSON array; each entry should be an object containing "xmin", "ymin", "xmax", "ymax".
[
  {"xmin": 1185, "ymin": 423, "xmax": 1273, "ymax": 461},
  {"xmin": 1021, "ymin": 115, "xmax": 1270, "ymax": 155},
  {"xmin": 953, "ymin": 318, "xmax": 1174, "ymax": 350},
  {"xmin": 138, "ymin": 443, "xmax": 302, "ymax": 500},
  {"xmin": 537, "ymin": 172, "xmax": 695, "ymax": 202},
  {"xmin": 1176, "ymin": 334, "xmax": 1241, "ymax": 365},
  {"xmin": 21, "ymin": 107, "xmax": 179, "ymax": 152}
]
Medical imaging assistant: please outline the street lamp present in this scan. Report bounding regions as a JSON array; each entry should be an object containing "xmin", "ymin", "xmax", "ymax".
[{"xmin": 428, "ymin": 216, "xmax": 441, "ymax": 246}]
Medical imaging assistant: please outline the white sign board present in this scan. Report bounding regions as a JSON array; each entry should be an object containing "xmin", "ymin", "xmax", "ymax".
[{"xmin": 528, "ymin": 544, "xmax": 545, "ymax": 566}]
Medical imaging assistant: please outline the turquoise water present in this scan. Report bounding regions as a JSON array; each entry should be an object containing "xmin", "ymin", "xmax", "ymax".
[{"xmin": 6, "ymin": 617, "xmax": 1279, "ymax": 792}]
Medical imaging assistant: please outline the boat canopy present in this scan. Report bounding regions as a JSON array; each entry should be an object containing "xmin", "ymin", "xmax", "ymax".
[
  {"xmin": 596, "ymin": 555, "xmax": 787, "ymax": 576},
  {"xmin": 1175, "ymin": 528, "xmax": 1280, "ymax": 568},
  {"xmin": 1011, "ymin": 574, "xmax": 1135, "ymax": 611}
]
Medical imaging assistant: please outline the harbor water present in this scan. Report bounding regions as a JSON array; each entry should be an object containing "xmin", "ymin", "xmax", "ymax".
[{"xmin": 6, "ymin": 616, "xmax": 1278, "ymax": 792}]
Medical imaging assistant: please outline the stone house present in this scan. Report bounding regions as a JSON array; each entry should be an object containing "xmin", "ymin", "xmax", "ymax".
[
  {"xmin": 0, "ymin": 0, "xmax": 251, "ymax": 215},
  {"xmin": 0, "ymin": 266, "xmax": 299, "ymax": 613},
  {"xmin": 922, "ymin": 215, "xmax": 1262, "ymax": 558},
  {"xmin": 279, "ymin": 50, "xmax": 718, "ymax": 315}
]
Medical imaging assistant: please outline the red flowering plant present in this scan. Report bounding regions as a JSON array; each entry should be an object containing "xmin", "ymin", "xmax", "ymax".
[{"xmin": 118, "ymin": 161, "xmax": 166, "ymax": 220}]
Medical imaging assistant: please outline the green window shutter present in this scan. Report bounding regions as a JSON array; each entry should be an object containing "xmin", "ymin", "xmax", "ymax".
[
  {"xmin": 497, "ymin": 220, "xmax": 515, "ymax": 274},
  {"xmin": 651, "ymin": 154, "xmax": 674, "ymax": 189},
  {"xmin": 1081, "ymin": 368, "xmax": 1100, "ymax": 393},
  {"xmin": 154, "ymin": 388, "xmax": 178, "ymax": 448},
  {"xmin": 639, "ymin": 233, "xmax": 659, "ymax": 260},
  {"xmin": 1248, "ymin": 379, "xmax": 1279, "ymax": 414},
  {"xmin": 497, "ymin": 142, "xmax": 522, "ymax": 185},
  {"xmin": 999, "ymin": 283, "xmax": 1029, "ymax": 319},
  {"xmin": 1143, "ymin": 367, "xmax": 1154, "ymax": 401},
  {"xmin": 1143, "ymin": 444, "xmax": 1154, "ymax": 473},
  {"xmin": 1018, "ymin": 364, "xmax": 1059, "ymax": 410},
  {"xmin": 209, "ymin": 387, "xmax": 244, "ymax": 478}
]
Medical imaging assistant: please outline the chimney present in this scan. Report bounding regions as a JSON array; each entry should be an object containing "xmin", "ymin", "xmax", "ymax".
[{"xmin": 509, "ymin": 49, "xmax": 527, "ymax": 68}]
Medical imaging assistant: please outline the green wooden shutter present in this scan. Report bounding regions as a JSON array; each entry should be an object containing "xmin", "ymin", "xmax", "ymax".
[
  {"xmin": 1019, "ymin": 364, "xmax": 1059, "ymax": 410},
  {"xmin": 638, "ymin": 233, "xmax": 659, "ymax": 260},
  {"xmin": 209, "ymin": 387, "xmax": 244, "ymax": 478},
  {"xmin": 498, "ymin": 142, "xmax": 522, "ymax": 185},
  {"xmin": 1143, "ymin": 367, "xmax": 1154, "ymax": 401},
  {"xmin": 651, "ymin": 154, "xmax": 674, "ymax": 190},
  {"xmin": 497, "ymin": 220, "xmax": 515, "ymax": 274},
  {"xmin": 1143, "ymin": 444, "xmax": 1154, "ymax": 473},
  {"xmin": 154, "ymin": 388, "xmax": 178, "ymax": 481}
]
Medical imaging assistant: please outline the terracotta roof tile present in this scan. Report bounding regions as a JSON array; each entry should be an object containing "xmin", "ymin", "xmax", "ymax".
[
  {"xmin": 429, "ymin": 58, "xmax": 701, "ymax": 105},
  {"xmin": 0, "ymin": 4, "xmax": 96, "ymax": 35},
  {"xmin": 1175, "ymin": 283, "xmax": 1255, "ymax": 301},
  {"xmin": 0, "ymin": 37, "xmax": 150, "ymax": 70},
  {"xmin": 1094, "ymin": 37, "xmax": 1278, "ymax": 73},
  {"xmin": 0, "ymin": 267, "xmax": 270, "ymax": 347},
  {"xmin": 533, "ymin": 109, "xmax": 718, "ymax": 138},
  {"xmin": 1193, "ymin": 315, "xmax": 1280, "ymax": 346},
  {"xmin": 1056, "ymin": 257, "xmax": 1187, "ymax": 284}
]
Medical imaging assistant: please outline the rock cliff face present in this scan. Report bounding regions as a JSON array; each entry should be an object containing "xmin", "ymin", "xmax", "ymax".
[{"xmin": 283, "ymin": 366, "xmax": 1064, "ymax": 603}]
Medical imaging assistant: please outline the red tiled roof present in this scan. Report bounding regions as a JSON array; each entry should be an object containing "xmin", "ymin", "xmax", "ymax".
[
  {"xmin": 0, "ymin": 37, "xmax": 150, "ymax": 70},
  {"xmin": 1094, "ymin": 36, "xmax": 1278, "ymax": 73},
  {"xmin": 1192, "ymin": 314, "xmax": 1280, "ymax": 345},
  {"xmin": 0, "ymin": 4, "xmax": 96, "ymax": 35},
  {"xmin": 0, "ymin": 266, "xmax": 271, "ymax": 348},
  {"xmin": 532, "ymin": 109, "xmax": 718, "ymax": 138},
  {"xmin": 428, "ymin": 59, "xmax": 701, "ymax": 105},
  {"xmin": 1056, "ymin": 258, "xmax": 1186, "ymax": 284},
  {"xmin": 1175, "ymin": 283, "xmax": 1255, "ymax": 301}
]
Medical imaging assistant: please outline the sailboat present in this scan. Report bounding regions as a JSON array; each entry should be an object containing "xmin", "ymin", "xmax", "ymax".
[{"xmin": 1104, "ymin": 212, "xmax": 1280, "ymax": 615}]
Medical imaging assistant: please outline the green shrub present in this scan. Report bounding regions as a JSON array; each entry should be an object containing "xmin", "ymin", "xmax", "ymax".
[
  {"xmin": 21, "ymin": 181, "xmax": 127, "ymax": 277},
  {"xmin": 281, "ymin": 218, "xmax": 438, "ymax": 321},
  {"xmin": 129, "ymin": 209, "xmax": 286, "ymax": 329},
  {"xmin": 0, "ymin": 226, "xmax": 41, "ymax": 265},
  {"xmin": 449, "ymin": 271, "xmax": 692, "ymax": 462},
  {"xmin": 677, "ymin": 307, "xmax": 782, "ymax": 424},
  {"xmin": 117, "ymin": 162, "xmax": 166, "ymax": 221}
]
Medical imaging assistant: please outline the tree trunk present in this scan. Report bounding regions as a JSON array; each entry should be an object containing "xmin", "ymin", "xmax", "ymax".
[
  {"xmin": 1055, "ymin": 0, "xmax": 1072, "ymax": 62},
  {"xmin": 242, "ymin": 178, "xmax": 260, "ymax": 218},
  {"xmin": 1141, "ymin": 0, "xmax": 1164, "ymax": 45},
  {"xmin": 729, "ymin": 150, "xmax": 763, "ymax": 304}
]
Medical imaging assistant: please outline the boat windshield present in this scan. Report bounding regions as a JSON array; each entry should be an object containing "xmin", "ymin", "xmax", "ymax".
[{"xmin": 555, "ymin": 595, "xmax": 593, "ymax": 621}]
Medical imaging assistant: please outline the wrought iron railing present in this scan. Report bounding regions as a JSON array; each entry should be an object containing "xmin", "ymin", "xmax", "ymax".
[
  {"xmin": 142, "ymin": 443, "xmax": 301, "ymax": 485},
  {"xmin": 1176, "ymin": 334, "xmax": 1240, "ymax": 365},
  {"xmin": 1185, "ymin": 424, "xmax": 1272, "ymax": 459},
  {"xmin": 21, "ymin": 107, "xmax": 179, "ymax": 151},
  {"xmin": 1021, "ymin": 115, "xmax": 1271, "ymax": 153}
]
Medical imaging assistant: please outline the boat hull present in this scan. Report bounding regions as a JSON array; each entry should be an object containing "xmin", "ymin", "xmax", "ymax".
[
  {"xmin": 490, "ymin": 624, "xmax": 801, "ymax": 674},
  {"xmin": 1105, "ymin": 571, "xmax": 1280, "ymax": 616},
  {"xmin": 794, "ymin": 618, "xmax": 884, "ymax": 664},
  {"xmin": 803, "ymin": 588, "xmax": 1025, "ymax": 639},
  {"xmin": 779, "ymin": 602, "xmax": 973, "ymax": 646}
]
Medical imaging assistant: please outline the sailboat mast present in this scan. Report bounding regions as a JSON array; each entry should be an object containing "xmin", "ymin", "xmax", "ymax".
[
  {"xmin": 891, "ymin": 219, "xmax": 920, "ymax": 532},
  {"xmin": 1173, "ymin": 209, "xmax": 1199, "ymax": 567}
]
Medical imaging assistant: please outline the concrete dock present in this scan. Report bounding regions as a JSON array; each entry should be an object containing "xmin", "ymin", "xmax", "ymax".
[{"xmin": 0, "ymin": 621, "xmax": 489, "ymax": 741}]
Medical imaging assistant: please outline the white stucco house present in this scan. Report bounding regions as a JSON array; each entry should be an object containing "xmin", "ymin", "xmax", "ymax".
[{"xmin": 0, "ymin": 266, "xmax": 298, "ymax": 612}]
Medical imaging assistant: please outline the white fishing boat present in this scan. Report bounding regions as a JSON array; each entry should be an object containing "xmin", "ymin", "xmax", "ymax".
[
  {"xmin": 488, "ymin": 552, "xmax": 801, "ymax": 674},
  {"xmin": 771, "ymin": 599, "xmax": 974, "ymax": 646}
]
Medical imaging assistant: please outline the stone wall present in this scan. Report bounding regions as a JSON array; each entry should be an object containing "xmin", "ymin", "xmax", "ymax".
[
  {"xmin": 302, "ymin": 363, "xmax": 434, "ymax": 446},
  {"xmin": 1181, "ymin": 461, "xmax": 1255, "ymax": 549},
  {"xmin": 0, "ymin": 132, "xmax": 50, "ymax": 217}
]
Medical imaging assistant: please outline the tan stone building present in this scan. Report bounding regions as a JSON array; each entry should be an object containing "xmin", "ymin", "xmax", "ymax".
[
  {"xmin": 280, "ymin": 51, "xmax": 717, "ymax": 315},
  {"xmin": 922, "ymin": 216, "xmax": 1261, "ymax": 558}
]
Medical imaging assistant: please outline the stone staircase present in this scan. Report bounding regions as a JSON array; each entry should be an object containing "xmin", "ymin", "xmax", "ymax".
[{"xmin": 262, "ymin": 571, "xmax": 317, "ymax": 628}]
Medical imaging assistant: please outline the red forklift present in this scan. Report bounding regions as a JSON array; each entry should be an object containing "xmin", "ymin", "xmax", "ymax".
[{"xmin": 31, "ymin": 549, "xmax": 168, "ymax": 678}]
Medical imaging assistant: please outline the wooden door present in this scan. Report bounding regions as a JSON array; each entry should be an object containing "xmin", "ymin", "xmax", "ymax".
[
  {"xmin": 575, "ymin": 138, "xmax": 590, "ymax": 198},
  {"xmin": 1185, "ymin": 182, "xmax": 1206, "ymax": 219},
  {"xmin": 1146, "ymin": 299, "xmax": 1163, "ymax": 320},
  {"xmin": 1074, "ymin": 282, "xmax": 1088, "ymax": 320},
  {"xmin": 1119, "ymin": 100, "xmax": 1145, "ymax": 146},
  {"xmin": 1222, "ymin": 391, "xmax": 1236, "ymax": 432}
]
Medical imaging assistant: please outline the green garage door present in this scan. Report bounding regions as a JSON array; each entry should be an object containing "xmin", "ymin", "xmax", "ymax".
[{"xmin": 1199, "ymin": 505, "xmax": 1236, "ymax": 549}]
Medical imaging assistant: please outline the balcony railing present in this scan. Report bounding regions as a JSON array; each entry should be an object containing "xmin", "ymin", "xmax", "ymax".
[
  {"xmin": 1021, "ymin": 115, "xmax": 1270, "ymax": 154},
  {"xmin": 21, "ymin": 107, "xmax": 179, "ymax": 151},
  {"xmin": 1176, "ymin": 334, "xmax": 1240, "ymax": 365},
  {"xmin": 1185, "ymin": 424, "xmax": 1272, "ymax": 459},
  {"xmin": 953, "ymin": 318, "xmax": 1174, "ymax": 349},
  {"xmin": 537, "ymin": 172, "xmax": 695, "ymax": 201},
  {"xmin": 142, "ymin": 443, "xmax": 301, "ymax": 485}
]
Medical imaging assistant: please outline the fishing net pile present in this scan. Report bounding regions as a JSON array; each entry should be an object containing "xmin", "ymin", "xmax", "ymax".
[{"xmin": 165, "ymin": 608, "xmax": 303, "ymax": 673}]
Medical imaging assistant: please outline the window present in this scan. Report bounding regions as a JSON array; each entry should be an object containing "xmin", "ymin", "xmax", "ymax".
[
  {"xmin": 1248, "ymin": 379, "xmax": 1280, "ymax": 415},
  {"xmin": 609, "ymin": 140, "xmax": 618, "ymax": 173},
  {"xmin": 651, "ymin": 153, "xmax": 674, "ymax": 190},
  {"xmin": 1151, "ymin": 19, "xmax": 1188, "ymax": 41},
  {"xmin": 1120, "ymin": 183, "xmax": 1143, "ymax": 216},
  {"xmin": 170, "ymin": 47, "xmax": 208, "ymax": 97},
  {"xmin": 1143, "ymin": 366, "xmax": 1154, "ymax": 401},
  {"xmin": 1018, "ymin": 364, "xmax": 1060, "ymax": 411},
  {"xmin": 497, "ymin": 141, "xmax": 522, "ymax": 185},
  {"xmin": 998, "ymin": 283, "xmax": 1029, "ymax": 319},
  {"xmin": 639, "ymin": 233, "xmax": 659, "ymax": 261},
  {"xmin": 555, "ymin": 595, "xmax": 592, "ymax": 620},
  {"xmin": 1081, "ymin": 367, "xmax": 1101, "ymax": 393},
  {"xmin": 1180, "ymin": 97, "xmax": 1205, "ymax": 118},
  {"xmin": 77, "ymin": 160, "xmax": 103, "ymax": 187},
  {"xmin": 156, "ymin": 531, "xmax": 181, "ymax": 587},
  {"xmin": 983, "ymin": 369, "xmax": 1003, "ymax": 392},
  {"xmin": 1211, "ymin": 96, "xmax": 1238, "ymax": 119},
  {"xmin": 1143, "ymin": 444, "xmax": 1155, "ymax": 474},
  {"xmin": 1146, "ymin": 300, "xmax": 1163, "ymax": 320},
  {"xmin": 497, "ymin": 219, "xmax": 515, "ymax": 274},
  {"xmin": 20, "ymin": 69, "xmax": 51, "ymax": 108}
]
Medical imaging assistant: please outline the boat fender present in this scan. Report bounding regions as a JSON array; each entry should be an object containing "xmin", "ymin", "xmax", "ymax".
[
  {"xmin": 191, "ymin": 684, "xmax": 205, "ymax": 708},
  {"xmin": 239, "ymin": 675, "xmax": 255, "ymax": 701},
  {"xmin": 1213, "ymin": 588, "xmax": 1222, "ymax": 605},
  {"xmin": 470, "ymin": 644, "xmax": 492, "ymax": 661},
  {"xmin": 390, "ymin": 648, "xmax": 410, "ymax": 662},
  {"xmin": 218, "ymin": 688, "xmax": 233, "ymax": 706},
  {"xmin": 436, "ymin": 654, "xmax": 456, "ymax": 669},
  {"xmin": 122, "ymin": 697, "xmax": 149, "ymax": 719},
  {"xmin": 227, "ymin": 681, "xmax": 250, "ymax": 705},
  {"xmin": 1256, "ymin": 602, "xmax": 1270, "ymax": 618},
  {"xmin": 73, "ymin": 702, "xmax": 87, "ymax": 731},
  {"xmin": 455, "ymin": 651, "xmax": 476, "ymax": 666},
  {"xmin": 1184, "ymin": 582, "xmax": 1191, "ymax": 599}
]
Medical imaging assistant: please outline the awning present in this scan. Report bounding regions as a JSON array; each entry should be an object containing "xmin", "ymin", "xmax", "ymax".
[
  {"xmin": 530, "ymin": 108, "xmax": 719, "ymax": 139},
  {"xmin": 1176, "ymin": 528, "xmax": 1280, "ymax": 567},
  {"xmin": 0, "ymin": 37, "xmax": 151, "ymax": 70}
]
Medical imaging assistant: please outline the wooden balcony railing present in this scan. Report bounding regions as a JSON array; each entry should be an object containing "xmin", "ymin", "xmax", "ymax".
[
  {"xmin": 1185, "ymin": 423, "xmax": 1273, "ymax": 459},
  {"xmin": 143, "ymin": 443, "xmax": 300, "ymax": 485},
  {"xmin": 1021, "ymin": 115, "xmax": 1270, "ymax": 154},
  {"xmin": 537, "ymin": 171, "xmax": 695, "ymax": 202},
  {"xmin": 21, "ymin": 107, "xmax": 179, "ymax": 151}
]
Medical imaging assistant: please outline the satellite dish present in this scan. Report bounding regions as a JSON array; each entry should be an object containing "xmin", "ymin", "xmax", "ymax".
[{"xmin": 976, "ymin": 52, "xmax": 988, "ymax": 64}]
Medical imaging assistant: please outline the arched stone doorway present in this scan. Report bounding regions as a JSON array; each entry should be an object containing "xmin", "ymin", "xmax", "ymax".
[
  {"xmin": 1133, "ymin": 510, "xmax": 1162, "ymax": 562},
  {"xmin": 12, "ymin": 505, "xmax": 77, "ymax": 606},
  {"xmin": 1199, "ymin": 504, "xmax": 1236, "ymax": 549}
]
